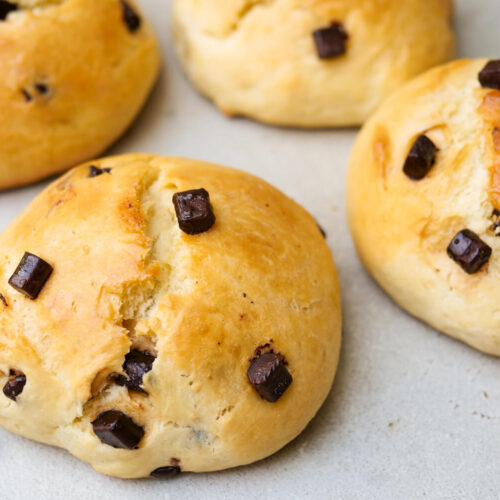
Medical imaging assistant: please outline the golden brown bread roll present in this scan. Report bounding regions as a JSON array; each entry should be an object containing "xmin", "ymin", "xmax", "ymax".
[
  {"xmin": 172, "ymin": 0, "xmax": 455, "ymax": 127},
  {"xmin": 0, "ymin": 154, "xmax": 342, "ymax": 478},
  {"xmin": 0, "ymin": 0, "xmax": 160, "ymax": 189},
  {"xmin": 347, "ymin": 58, "xmax": 500, "ymax": 356}
]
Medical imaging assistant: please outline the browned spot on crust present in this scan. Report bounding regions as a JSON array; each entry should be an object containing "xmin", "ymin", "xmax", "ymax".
[
  {"xmin": 489, "ymin": 164, "xmax": 500, "ymax": 211},
  {"xmin": 372, "ymin": 126, "xmax": 392, "ymax": 181},
  {"xmin": 478, "ymin": 90, "xmax": 500, "ymax": 122},
  {"xmin": 493, "ymin": 128, "xmax": 500, "ymax": 153},
  {"xmin": 119, "ymin": 198, "xmax": 146, "ymax": 233}
]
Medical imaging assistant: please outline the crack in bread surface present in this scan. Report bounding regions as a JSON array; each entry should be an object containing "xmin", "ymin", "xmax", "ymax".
[{"xmin": 80, "ymin": 167, "xmax": 194, "ymax": 429}]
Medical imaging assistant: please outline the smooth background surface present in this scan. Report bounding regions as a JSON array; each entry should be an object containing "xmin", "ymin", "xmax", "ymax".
[{"xmin": 1, "ymin": 1, "xmax": 499, "ymax": 498}]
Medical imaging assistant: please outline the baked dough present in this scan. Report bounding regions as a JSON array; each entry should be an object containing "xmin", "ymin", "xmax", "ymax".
[
  {"xmin": 347, "ymin": 58, "xmax": 500, "ymax": 356},
  {"xmin": 0, "ymin": 0, "xmax": 160, "ymax": 189},
  {"xmin": 172, "ymin": 0, "xmax": 455, "ymax": 128},
  {"xmin": 0, "ymin": 154, "xmax": 342, "ymax": 478}
]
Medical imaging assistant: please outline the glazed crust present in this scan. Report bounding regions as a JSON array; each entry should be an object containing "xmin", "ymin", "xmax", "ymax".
[
  {"xmin": 347, "ymin": 59, "xmax": 500, "ymax": 356},
  {"xmin": 0, "ymin": 0, "xmax": 160, "ymax": 189},
  {"xmin": 0, "ymin": 154, "xmax": 341, "ymax": 477},
  {"xmin": 172, "ymin": 0, "xmax": 455, "ymax": 127}
]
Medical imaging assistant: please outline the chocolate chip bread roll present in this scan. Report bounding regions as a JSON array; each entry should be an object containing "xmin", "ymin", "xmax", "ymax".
[
  {"xmin": 0, "ymin": 154, "xmax": 342, "ymax": 478},
  {"xmin": 347, "ymin": 59, "xmax": 500, "ymax": 356},
  {"xmin": 172, "ymin": 0, "xmax": 455, "ymax": 127},
  {"xmin": 0, "ymin": 0, "xmax": 160, "ymax": 189}
]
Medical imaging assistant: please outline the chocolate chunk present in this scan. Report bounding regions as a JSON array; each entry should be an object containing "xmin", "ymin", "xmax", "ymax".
[
  {"xmin": 88, "ymin": 165, "xmax": 111, "ymax": 177},
  {"xmin": 8, "ymin": 252, "xmax": 53, "ymax": 300},
  {"xmin": 120, "ymin": 0, "xmax": 141, "ymax": 32},
  {"xmin": 92, "ymin": 410, "xmax": 144, "ymax": 449},
  {"xmin": 173, "ymin": 189, "xmax": 216, "ymax": 235},
  {"xmin": 403, "ymin": 135, "xmax": 438, "ymax": 180},
  {"xmin": 313, "ymin": 22, "xmax": 349, "ymax": 59},
  {"xmin": 247, "ymin": 352, "xmax": 292, "ymax": 402},
  {"xmin": 35, "ymin": 83, "xmax": 49, "ymax": 95},
  {"xmin": 447, "ymin": 229, "xmax": 492, "ymax": 274},
  {"xmin": 3, "ymin": 373, "xmax": 26, "ymax": 401},
  {"xmin": 0, "ymin": 294, "xmax": 8, "ymax": 307},
  {"xmin": 116, "ymin": 350, "xmax": 155, "ymax": 392},
  {"xmin": 150, "ymin": 466, "xmax": 181, "ymax": 479},
  {"xmin": 21, "ymin": 89, "xmax": 33, "ymax": 102},
  {"xmin": 0, "ymin": 1, "xmax": 17, "ymax": 21},
  {"xmin": 479, "ymin": 60, "xmax": 500, "ymax": 90}
]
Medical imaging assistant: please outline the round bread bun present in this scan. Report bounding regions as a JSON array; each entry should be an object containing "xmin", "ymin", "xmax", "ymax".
[
  {"xmin": 347, "ymin": 58, "xmax": 500, "ymax": 356},
  {"xmin": 171, "ymin": 0, "xmax": 455, "ymax": 128},
  {"xmin": 0, "ymin": 0, "xmax": 160, "ymax": 189},
  {"xmin": 0, "ymin": 154, "xmax": 341, "ymax": 478}
]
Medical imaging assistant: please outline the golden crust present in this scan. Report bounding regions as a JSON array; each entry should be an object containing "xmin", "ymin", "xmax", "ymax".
[
  {"xmin": 347, "ymin": 58, "xmax": 500, "ymax": 356},
  {"xmin": 172, "ymin": 0, "xmax": 455, "ymax": 127},
  {"xmin": 0, "ymin": 154, "xmax": 341, "ymax": 477},
  {"xmin": 0, "ymin": 0, "xmax": 160, "ymax": 189}
]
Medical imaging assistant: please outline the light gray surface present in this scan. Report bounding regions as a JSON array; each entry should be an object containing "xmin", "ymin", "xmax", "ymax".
[{"xmin": 1, "ymin": 1, "xmax": 500, "ymax": 499}]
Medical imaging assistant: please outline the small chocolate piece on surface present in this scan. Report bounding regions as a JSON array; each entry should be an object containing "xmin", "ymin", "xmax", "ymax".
[
  {"xmin": 447, "ymin": 229, "xmax": 492, "ymax": 274},
  {"xmin": 8, "ymin": 252, "xmax": 53, "ymax": 300},
  {"xmin": 88, "ymin": 165, "xmax": 111, "ymax": 177},
  {"xmin": 3, "ymin": 374, "xmax": 26, "ymax": 401},
  {"xmin": 247, "ymin": 352, "xmax": 292, "ymax": 402},
  {"xmin": 479, "ymin": 60, "xmax": 500, "ymax": 90},
  {"xmin": 21, "ymin": 89, "xmax": 33, "ymax": 102},
  {"xmin": 0, "ymin": 293, "xmax": 8, "ymax": 307},
  {"xmin": 92, "ymin": 410, "xmax": 144, "ymax": 449},
  {"xmin": 313, "ymin": 22, "xmax": 349, "ymax": 59},
  {"xmin": 150, "ymin": 466, "xmax": 181, "ymax": 479},
  {"xmin": 403, "ymin": 135, "xmax": 438, "ymax": 180},
  {"xmin": 0, "ymin": 1, "xmax": 17, "ymax": 21},
  {"xmin": 173, "ymin": 189, "xmax": 216, "ymax": 235},
  {"xmin": 119, "ymin": 350, "xmax": 155, "ymax": 392},
  {"xmin": 120, "ymin": 0, "xmax": 141, "ymax": 32},
  {"xmin": 34, "ymin": 83, "xmax": 49, "ymax": 95}
]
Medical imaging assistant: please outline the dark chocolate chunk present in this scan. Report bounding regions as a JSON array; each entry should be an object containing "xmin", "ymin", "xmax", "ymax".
[
  {"xmin": 21, "ymin": 89, "xmax": 32, "ymax": 102},
  {"xmin": 447, "ymin": 229, "xmax": 492, "ymax": 274},
  {"xmin": 34, "ymin": 83, "xmax": 49, "ymax": 95},
  {"xmin": 120, "ymin": 0, "xmax": 141, "ymax": 32},
  {"xmin": 173, "ymin": 189, "xmax": 216, "ymax": 235},
  {"xmin": 151, "ymin": 466, "xmax": 181, "ymax": 479},
  {"xmin": 0, "ymin": 1, "xmax": 17, "ymax": 21},
  {"xmin": 92, "ymin": 410, "xmax": 144, "ymax": 449},
  {"xmin": 0, "ymin": 294, "xmax": 8, "ymax": 307},
  {"xmin": 88, "ymin": 165, "xmax": 111, "ymax": 177},
  {"xmin": 117, "ymin": 350, "xmax": 155, "ymax": 392},
  {"xmin": 403, "ymin": 135, "xmax": 438, "ymax": 180},
  {"xmin": 3, "ymin": 373, "xmax": 26, "ymax": 401},
  {"xmin": 313, "ymin": 22, "xmax": 348, "ymax": 59},
  {"xmin": 479, "ymin": 60, "xmax": 500, "ymax": 90},
  {"xmin": 247, "ymin": 352, "xmax": 292, "ymax": 402},
  {"xmin": 8, "ymin": 252, "xmax": 53, "ymax": 300}
]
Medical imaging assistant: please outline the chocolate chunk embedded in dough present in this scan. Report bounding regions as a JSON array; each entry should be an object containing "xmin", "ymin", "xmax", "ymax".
[
  {"xmin": 8, "ymin": 252, "xmax": 53, "ymax": 300},
  {"xmin": 247, "ymin": 352, "xmax": 292, "ymax": 402},
  {"xmin": 92, "ymin": 410, "xmax": 144, "ymax": 449},
  {"xmin": 447, "ymin": 229, "xmax": 492, "ymax": 274}
]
